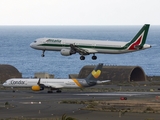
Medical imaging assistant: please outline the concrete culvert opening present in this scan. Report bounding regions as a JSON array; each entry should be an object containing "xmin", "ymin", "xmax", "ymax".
[
  {"xmin": 76, "ymin": 65, "xmax": 146, "ymax": 82},
  {"xmin": 130, "ymin": 67, "xmax": 146, "ymax": 82}
]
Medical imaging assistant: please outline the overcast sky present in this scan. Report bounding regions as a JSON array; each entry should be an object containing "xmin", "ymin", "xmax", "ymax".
[{"xmin": 0, "ymin": 0, "xmax": 160, "ymax": 25}]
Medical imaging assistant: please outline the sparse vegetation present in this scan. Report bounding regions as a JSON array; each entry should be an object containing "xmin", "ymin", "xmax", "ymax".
[
  {"xmin": 60, "ymin": 100, "xmax": 85, "ymax": 104},
  {"xmin": 144, "ymin": 118, "xmax": 155, "ymax": 120},
  {"xmin": 60, "ymin": 99, "xmax": 160, "ymax": 114},
  {"xmin": 143, "ymin": 107, "xmax": 155, "ymax": 113},
  {"xmin": 60, "ymin": 114, "xmax": 77, "ymax": 120},
  {"xmin": 4, "ymin": 101, "xmax": 12, "ymax": 108},
  {"xmin": 5, "ymin": 102, "xmax": 9, "ymax": 106}
]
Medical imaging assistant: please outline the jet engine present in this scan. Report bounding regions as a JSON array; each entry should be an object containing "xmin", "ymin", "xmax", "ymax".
[
  {"xmin": 60, "ymin": 49, "xmax": 71, "ymax": 56},
  {"xmin": 31, "ymin": 85, "xmax": 44, "ymax": 91}
]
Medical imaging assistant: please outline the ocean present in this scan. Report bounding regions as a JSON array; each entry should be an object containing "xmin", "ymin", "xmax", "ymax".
[{"xmin": 0, "ymin": 25, "xmax": 159, "ymax": 78}]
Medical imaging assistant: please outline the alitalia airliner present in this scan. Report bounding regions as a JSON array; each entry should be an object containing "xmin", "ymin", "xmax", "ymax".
[
  {"xmin": 3, "ymin": 63, "xmax": 110, "ymax": 93},
  {"xmin": 30, "ymin": 24, "xmax": 151, "ymax": 60}
]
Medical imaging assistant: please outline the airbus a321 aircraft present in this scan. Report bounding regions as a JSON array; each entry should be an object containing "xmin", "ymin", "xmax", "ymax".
[
  {"xmin": 3, "ymin": 63, "xmax": 110, "ymax": 93},
  {"xmin": 30, "ymin": 24, "xmax": 151, "ymax": 60}
]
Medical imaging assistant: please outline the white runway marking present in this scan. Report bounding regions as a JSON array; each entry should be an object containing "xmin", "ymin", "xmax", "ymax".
[
  {"xmin": 19, "ymin": 102, "xmax": 42, "ymax": 104},
  {"xmin": 74, "ymin": 92, "xmax": 160, "ymax": 96}
]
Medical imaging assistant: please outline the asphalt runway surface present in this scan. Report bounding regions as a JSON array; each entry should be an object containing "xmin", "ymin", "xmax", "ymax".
[{"xmin": 1, "ymin": 89, "xmax": 160, "ymax": 120}]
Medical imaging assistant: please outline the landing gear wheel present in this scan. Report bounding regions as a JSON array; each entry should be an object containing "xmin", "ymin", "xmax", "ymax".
[
  {"xmin": 41, "ymin": 50, "xmax": 45, "ymax": 57},
  {"xmin": 80, "ymin": 56, "xmax": 85, "ymax": 60},
  {"xmin": 56, "ymin": 90, "xmax": 62, "ymax": 93},
  {"xmin": 47, "ymin": 91, "xmax": 53, "ymax": 93},
  {"xmin": 92, "ymin": 55, "xmax": 97, "ymax": 60}
]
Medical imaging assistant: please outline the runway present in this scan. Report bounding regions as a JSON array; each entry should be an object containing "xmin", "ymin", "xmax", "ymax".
[{"xmin": 0, "ymin": 89, "xmax": 160, "ymax": 119}]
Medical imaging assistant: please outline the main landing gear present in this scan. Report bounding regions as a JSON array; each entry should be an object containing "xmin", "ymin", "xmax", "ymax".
[
  {"xmin": 80, "ymin": 54, "xmax": 97, "ymax": 60},
  {"xmin": 41, "ymin": 50, "xmax": 45, "ymax": 57},
  {"xmin": 92, "ymin": 55, "xmax": 97, "ymax": 60},
  {"xmin": 47, "ymin": 89, "xmax": 62, "ymax": 93},
  {"xmin": 11, "ymin": 87, "xmax": 15, "ymax": 92},
  {"xmin": 80, "ymin": 56, "xmax": 85, "ymax": 60}
]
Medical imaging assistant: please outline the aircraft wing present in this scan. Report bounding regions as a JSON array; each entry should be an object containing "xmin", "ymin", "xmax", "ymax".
[
  {"xmin": 50, "ymin": 84, "xmax": 63, "ymax": 88},
  {"xmin": 70, "ymin": 44, "xmax": 98, "ymax": 55},
  {"xmin": 38, "ymin": 80, "xmax": 63, "ymax": 89}
]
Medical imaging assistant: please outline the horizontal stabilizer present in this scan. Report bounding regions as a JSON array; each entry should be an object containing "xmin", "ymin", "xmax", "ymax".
[{"xmin": 97, "ymin": 80, "xmax": 111, "ymax": 84}]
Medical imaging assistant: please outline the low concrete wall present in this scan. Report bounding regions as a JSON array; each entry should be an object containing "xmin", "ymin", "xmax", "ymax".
[{"xmin": 0, "ymin": 64, "xmax": 22, "ymax": 83}]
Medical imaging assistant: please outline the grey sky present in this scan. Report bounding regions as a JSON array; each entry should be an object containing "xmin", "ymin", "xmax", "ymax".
[{"xmin": 0, "ymin": 0, "xmax": 160, "ymax": 25}]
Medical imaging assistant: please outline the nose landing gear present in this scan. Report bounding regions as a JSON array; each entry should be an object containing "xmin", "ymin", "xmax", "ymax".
[{"xmin": 41, "ymin": 50, "xmax": 45, "ymax": 57}]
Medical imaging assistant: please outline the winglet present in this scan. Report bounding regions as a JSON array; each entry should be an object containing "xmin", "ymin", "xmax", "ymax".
[{"xmin": 125, "ymin": 24, "xmax": 150, "ymax": 50}]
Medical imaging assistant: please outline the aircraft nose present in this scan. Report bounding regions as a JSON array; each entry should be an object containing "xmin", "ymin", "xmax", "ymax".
[
  {"xmin": 2, "ymin": 82, "xmax": 6, "ymax": 86},
  {"xmin": 30, "ymin": 42, "xmax": 37, "ymax": 49}
]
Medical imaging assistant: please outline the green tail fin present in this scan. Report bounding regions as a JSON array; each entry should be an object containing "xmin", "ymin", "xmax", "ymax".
[{"xmin": 125, "ymin": 24, "xmax": 150, "ymax": 50}]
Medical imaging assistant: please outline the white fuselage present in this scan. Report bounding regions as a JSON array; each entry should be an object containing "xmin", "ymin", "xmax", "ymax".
[
  {"xmin": 30, "ymin": 38, "xmax": 151, "ymax": 54},
  {"xmin": 3, "ymin": 78, "xmax": 82, "ymax": 88}
]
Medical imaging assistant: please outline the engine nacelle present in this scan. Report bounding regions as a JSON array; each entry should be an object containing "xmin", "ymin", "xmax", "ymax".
[
  {"xmin": 60, "ymin": 49, "xmax": 71, "ymax": 56},
  {"xmin": 31, "ymin": 85, "xmax": 44, "ymax": 91}
]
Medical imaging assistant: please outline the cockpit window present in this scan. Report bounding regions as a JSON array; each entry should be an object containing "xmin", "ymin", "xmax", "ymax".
[{"xmin": 34, "ymin": 41, "xmax": 37, "ymax": 43}]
